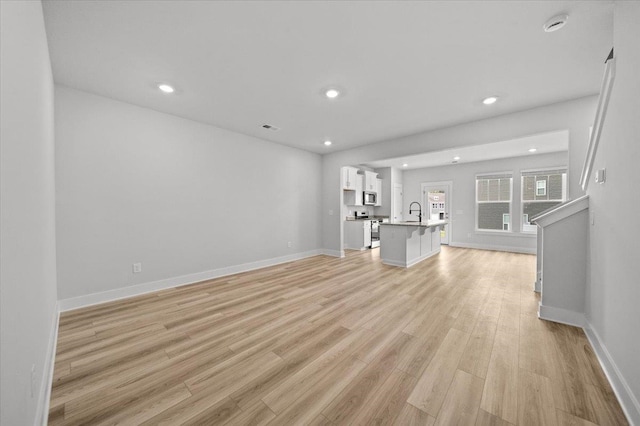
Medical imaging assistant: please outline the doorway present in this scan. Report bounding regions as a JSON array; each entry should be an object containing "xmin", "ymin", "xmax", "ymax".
[{"xmin": 421, "ymin": 181, "xmax": 452, "ymax": 245}]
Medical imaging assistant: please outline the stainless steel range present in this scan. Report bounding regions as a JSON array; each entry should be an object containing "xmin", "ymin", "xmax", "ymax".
[
  {"xmin": 354, "ymin": 212, "xmax": 386, "ymax": 249},
  {"xmin": 370, "ymin": 220, "xmax": 380, "ymax": 248}
]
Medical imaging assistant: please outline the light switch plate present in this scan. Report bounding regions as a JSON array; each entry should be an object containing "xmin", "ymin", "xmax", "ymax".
[{"xmin": 595, "ymin": 168, "xmax": 606, "ymax": 184}]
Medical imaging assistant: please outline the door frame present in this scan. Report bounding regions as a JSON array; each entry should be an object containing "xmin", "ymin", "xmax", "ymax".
[
  {"xmin": 421, "ymin": 181, "xmax": 453, "ymax": 245},
  {"xmin": 392, "ymin": 183, "xmax": 403, "ymax": 222}
]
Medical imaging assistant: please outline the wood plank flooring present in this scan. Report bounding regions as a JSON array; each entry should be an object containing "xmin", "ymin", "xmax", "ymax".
[{"xmin": 48, "ymin": 246, "xmax": 628, "ymax": 425}]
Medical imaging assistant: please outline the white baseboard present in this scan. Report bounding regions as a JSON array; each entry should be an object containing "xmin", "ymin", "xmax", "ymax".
[
  {"xmin": 538, "ymin": 303, "xmax": 586, "ymax": 327},
  {"xmin": 449, "ymin": 241, "xmax": 536, "ymax": 255},
  {"xmin": 584, "ymin": 323, "xmax": 640, "ymax": 426},
  {"xmin": 58, "ymin": 250, "xmax": 324, "ymax": 312},
  {"xmin": 381, "ymin": 258, "xmax": 407, "ymax": 267},
  {"xmin": 343, "ymin": 246, "xmax": 367, "ymax": 252},
  {"xmin": 35, "ymin": 304, "xmax": 60, "ymax": 426},
  {"xmin": 321, "ymin": 249, "xmax": 344, "ymax": 258},
  {"xmin": 382, "ymin": 249, "xmax": 440, "ymax": 268}
]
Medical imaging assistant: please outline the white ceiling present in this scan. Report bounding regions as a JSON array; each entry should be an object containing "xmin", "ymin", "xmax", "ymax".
[
  {"xmin": 42, "ymin": 1, "xmax": 612, "ymax": 154},
  {"xmin": 365, "ymin": 130, "xmax": 569, "ymax": 170}
]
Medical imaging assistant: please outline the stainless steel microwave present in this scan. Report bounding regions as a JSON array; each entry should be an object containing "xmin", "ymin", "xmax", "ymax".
[{"xmin": 363, "ymin": 191, "xmax": 376, "ymax": 205}]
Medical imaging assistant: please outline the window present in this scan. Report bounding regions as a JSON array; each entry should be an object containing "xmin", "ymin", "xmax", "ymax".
[
  {"xmin": 521, "ymin": 168, "xmax": 567, "ymax": 232},
  {"xmin": 476, "ymin": 173, "xmax": 512, "ymax": 232}
]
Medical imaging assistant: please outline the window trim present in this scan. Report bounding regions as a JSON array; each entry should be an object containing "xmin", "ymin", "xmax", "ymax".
[{"xmin": 475, "ymin": 172, "xmax": 513, "ymax": 233}]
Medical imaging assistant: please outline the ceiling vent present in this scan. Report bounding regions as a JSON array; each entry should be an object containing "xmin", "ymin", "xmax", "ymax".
[
  {"xmin": 543, "ymin": 14, "xmax": 569, "ymax": 32},
  {"xmin": 262, "ymin": 124, "xmax": 279, "ymax": 131}
]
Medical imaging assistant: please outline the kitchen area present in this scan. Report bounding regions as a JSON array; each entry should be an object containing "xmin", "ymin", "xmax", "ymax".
[
  {"xmin": 342, "ymin": 166, "xmax": 389, "ymax": 251},
  {"xmin": 341, "ymin": 166, "xmax": 446, "ymax": 267},
  {"xmin": 344, "ymin": 211, "xmax": 387, "ymax": 250}
]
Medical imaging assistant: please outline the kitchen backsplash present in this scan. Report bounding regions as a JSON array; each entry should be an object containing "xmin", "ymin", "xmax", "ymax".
[{"xmin": 345, "ymin": 206, "xmax": 374, "ymax": 217}]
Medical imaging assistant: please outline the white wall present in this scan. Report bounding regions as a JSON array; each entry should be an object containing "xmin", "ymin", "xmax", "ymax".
[
  {"xmin": 403, "ymin": 152, "xmax": 568, "ymax": 253},
  {"xmin": 0, "ymin": 1, "xmax": 58, "ymax": 425},
  {"xmin": 585, "ymin": 1, "xmax": 640, "ymax": 422},
  {"xmin": 55, "ymin": 86, "xmax": 322, "ymax": 301},
  {"xmin": 322, "ymin": 96, "xmax": 597, "ymax": 254}
]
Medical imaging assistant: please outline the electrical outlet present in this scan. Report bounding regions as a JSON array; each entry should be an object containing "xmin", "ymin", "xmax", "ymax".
[
  {"xmin": 132, "ymin": 263, "xmax": 142, "ymax": 273},
  {"xmin": 467, "ymin": 233, "xmax": 472, "ymax": 238},
  {"xmin": 31, "ymin": 364, "xmax": 36, "ymax": 398},
  {"xmin": 287, "ymin": 242, "xmax": 292, "ymax": 248}
]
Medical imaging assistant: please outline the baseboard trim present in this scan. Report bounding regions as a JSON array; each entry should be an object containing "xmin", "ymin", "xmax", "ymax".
[
  {"xmin": 320, "ymin": 249, "xmax": 343, "ymax": 258},
  {"xmin": 381, "ymin": 258, "xmax": 407, "ymax": 267},
  {"xmin": 35, "ymin": 304, "xmax": 60, "ymax": 425},
  {"xmin": 58, "ymin": 250, "xmax": 324, "ymax": 312},
  {"xmin": 538, "ymin": 303, "xmax": 586, "ymax": 327},
  {"xmin": 382, "ymin": 249, "xmax": 440, "ymax": 268},
  {"xmin": 342, "ymin": 246, "xmax": 367, "ymax": 252},
  {"xmin": 584, "ymin": 323, "xmax": 640, "ymax": 426},
  {"xmin": 449, "ymin": 242, "xmax": 536, "ymax": 255}
]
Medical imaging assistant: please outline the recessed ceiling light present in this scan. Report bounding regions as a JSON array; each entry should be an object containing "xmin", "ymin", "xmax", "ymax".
[
  {"xmin": 543, "ymin": 14, "xmax": 569, "ymax": 33},
  {"xmin": 324, "ymin": 140, "xmax": 332, "ymax": 146},
  {"xmin": 529, "ymin": 148, "xmax": 538, "ymax": 153},
  {"xmin": 325, "ymin": 89, "xmax": 340, "ymax": 99},
  {"xmin": 453, "ymin": 156, "xmax": 461, "ymax": 161},
  {"xmin": 158, "ymin": 84, "xmax": 175, "ymax": 93},
  {"xmin": 402, "ymin": 163, "xmax": 408, "ymax": 167},
  {"xmin": 482, "ymin": 96, "xmax": 498, "ymax": 105}
]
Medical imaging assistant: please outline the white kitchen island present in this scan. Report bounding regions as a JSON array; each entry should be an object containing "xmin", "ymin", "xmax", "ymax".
[{"xmin": 379, "ymin": 221, "xmax": 446, "ymax": 267}]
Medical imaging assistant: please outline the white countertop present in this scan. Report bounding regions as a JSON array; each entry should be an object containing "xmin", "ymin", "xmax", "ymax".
[
  {"xmin": 380, "ymin": 220, "xmax": 447, "ymax": 228},
  {"xmin": 344, "ymin": 217, "xmax": 390, "ymax": 221}
]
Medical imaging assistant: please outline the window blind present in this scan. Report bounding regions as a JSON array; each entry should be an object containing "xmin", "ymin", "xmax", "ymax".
[{"xmin": 521, "ymin": 168, "xmax": 566, "ymax": 177}]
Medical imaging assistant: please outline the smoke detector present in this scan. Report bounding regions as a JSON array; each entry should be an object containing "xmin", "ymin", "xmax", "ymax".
[{"xmin": 543, "ymin": 14, "xmax": 569, "ymax": 32}]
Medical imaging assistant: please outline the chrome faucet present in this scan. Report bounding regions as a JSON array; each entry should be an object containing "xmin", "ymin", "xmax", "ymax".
[{"xmin": 409, "ymin": 201, "xmax": 422, "ymax": 222}]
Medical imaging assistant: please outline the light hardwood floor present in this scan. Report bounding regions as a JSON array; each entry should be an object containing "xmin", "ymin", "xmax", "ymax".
[{"xmin": 48, "ymin": 246, "xmax": 628, "ymax": 425}]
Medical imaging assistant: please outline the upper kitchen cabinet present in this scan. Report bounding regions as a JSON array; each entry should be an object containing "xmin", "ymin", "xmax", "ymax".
[
  {"xmin": 364, "ymin": 171, "xmax": 378, "ymax": 192},
  {"xmin": 344, "ymin": 174, "xmax": 364, "ymax": 206},
  {"xmin": 375, "ymin": 178, "xmax": 382, "ymax": 206},
  {"xmin": 342, "ymin": 166, "xmax": 359, "ymax": 190}
]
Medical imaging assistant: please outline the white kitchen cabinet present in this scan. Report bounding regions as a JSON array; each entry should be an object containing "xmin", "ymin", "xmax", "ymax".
[
  {"xmin": 375, "ymin": 178, "xmax": 382, "ymax": 206},
  {"xmin": 344, "ymin": 174, "xmax": 364, "ymax": 206},
  {"xmin": 364, "ymin": 171, "xmax": 378, "ymax": 192},
  {"xmin": 344, "ymin": 220, "xmax": 372, "ymax": 250},
  {"xmin": 342, "ymin": 166, "xmax": 359, "ymax": 190}
]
